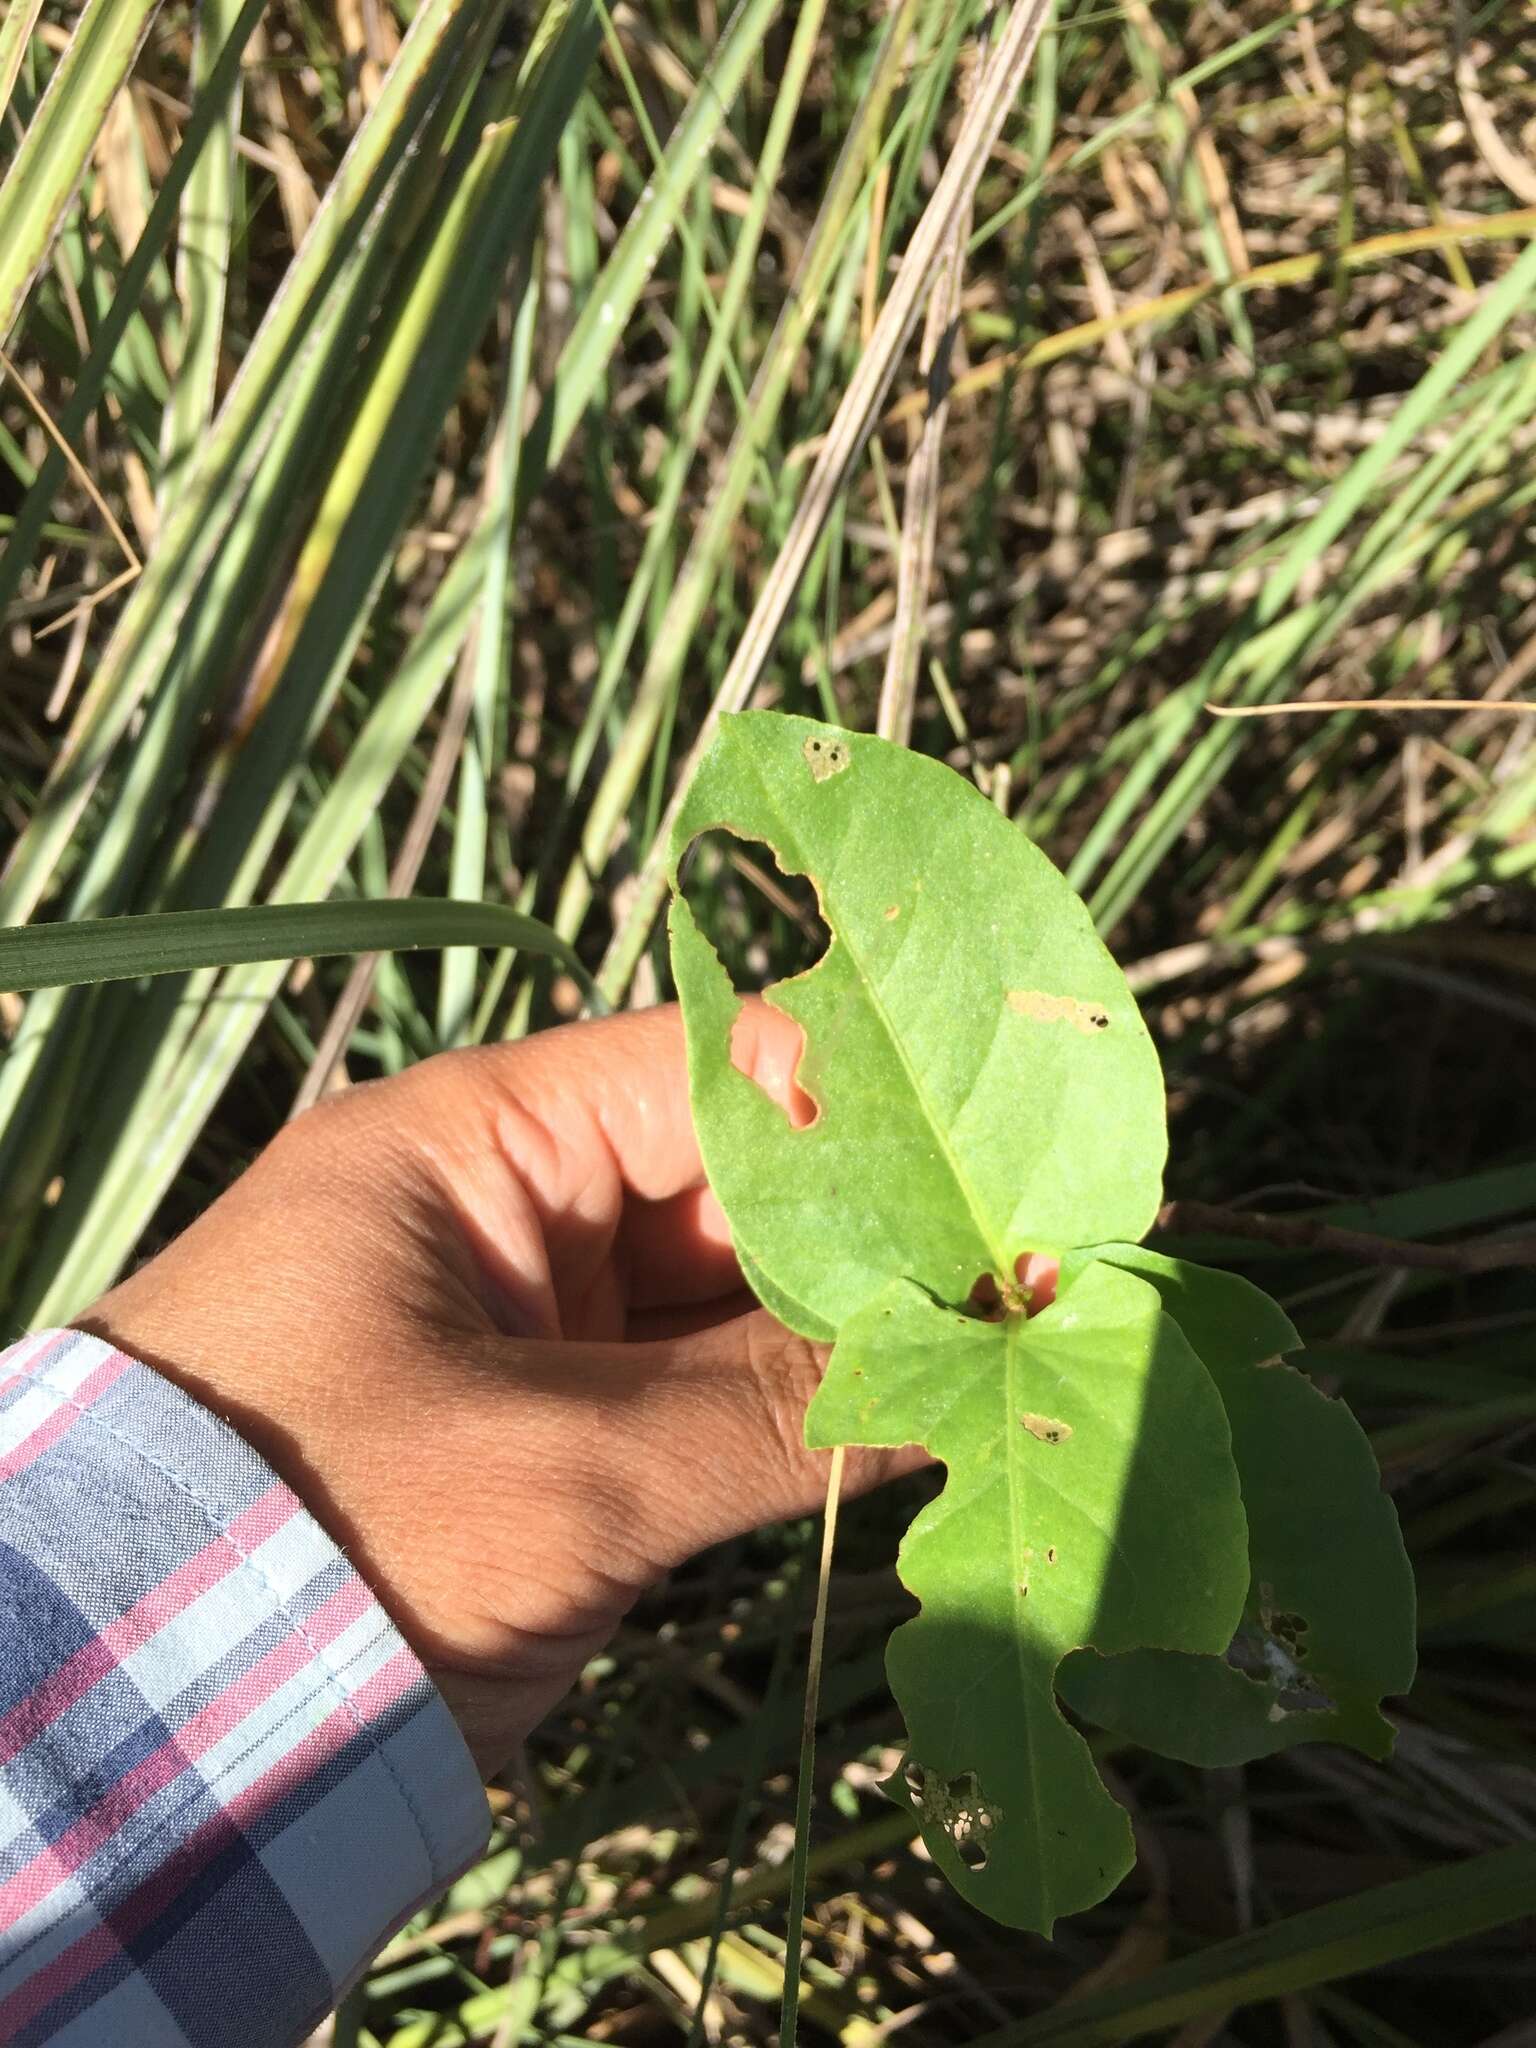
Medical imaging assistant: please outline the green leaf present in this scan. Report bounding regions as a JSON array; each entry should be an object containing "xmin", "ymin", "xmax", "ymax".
[
  {"xmin": 734, "ymin": 1241, "xmax": 836, "ymax": 1345},
  {"xmin": 0, "ymin": 899, "xmax": 602, "ymax": 1006},
  {"xmin": 1058, "ymin": 1248, "xmax": 1416, "ymax": 1765},
  {"xmin": 666, "ymin": 711, "xmax": 1415, "ymax": 1933},
  {"xmin": 0, "ymin": 0, "xmax": 165, "ymax": 350},
  {"xmin": 805, "ymin": 1260, "xmax": 1248, "ymax": 1934},
  {"xmin": 667, "ymin": 712, "xmax": 1167, "ymax": 1334}
]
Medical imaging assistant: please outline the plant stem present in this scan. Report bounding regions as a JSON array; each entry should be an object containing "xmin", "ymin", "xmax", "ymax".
[
  {"xmin": 1155, "ymin": 1200, "xmax": 1536, "ymax": 1274},
  {"xmin": 778, "ymin": 1442, "xmax": 846, "ymax": 2048}
]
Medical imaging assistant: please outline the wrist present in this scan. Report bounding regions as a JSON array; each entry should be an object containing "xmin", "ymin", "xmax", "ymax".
[{"xmin": 424, "ymin": 1670, "xmax": 549, "ymax": 1781}]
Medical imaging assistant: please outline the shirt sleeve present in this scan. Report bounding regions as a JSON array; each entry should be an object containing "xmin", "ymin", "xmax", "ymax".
[{"xmin": 0, "ymin": 1327, "xmax": 492, "ymax": 2048}]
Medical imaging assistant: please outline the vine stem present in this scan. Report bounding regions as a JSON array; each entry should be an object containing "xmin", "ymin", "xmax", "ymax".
[
  {"xmin": 778, "ymin": 13, "xmax": 1014, "ymax": 2031},
  {"xmin": 778, "ymin": 1442, "xmax": 846, "ymax": 2048}
]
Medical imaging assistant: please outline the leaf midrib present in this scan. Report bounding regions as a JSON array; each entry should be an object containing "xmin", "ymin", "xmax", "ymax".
[
  {"xmin": 1005, "ymin": 1317, "xmax": 1052, "ymax": 1910},
  {"xmin": 751, "ymin": 756, "xmax": 1010, "ymax": 1278}
]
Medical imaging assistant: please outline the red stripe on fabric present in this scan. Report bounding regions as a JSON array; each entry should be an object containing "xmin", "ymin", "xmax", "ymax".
[
  {"xmin": 0, "ymin": 1486, "xmax": 298, "ymax": 1770},
  {"xmin": 0, "ymin": 1355, "xmax": 129, "ymax": 1483},
  {"xmin": 343, "ymin": 1648, "xmax": 420, "ymax": 1727},
  {"xmin": 0, "ymin": 1918, "xmax": 126, "ymax": 2041},
  {"xmin": 0, "ymin": 1641, "xmax": 117, "ymax": 1776},
  {"xmin": 0, "ymin": 1652, "xmax": 420, "ymax": 2036},
  {"xmin": 0, "ymin": 1333, "xmax": 71, "ymax": 1401},
  {"xmin": 0, "ymin": 1578, "xmax": 376, "ymax": 1920}
]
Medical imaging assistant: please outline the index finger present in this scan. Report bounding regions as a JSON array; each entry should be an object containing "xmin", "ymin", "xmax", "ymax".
[{"xmin": 428, "ymin": 995, "xmax": 813, "ymax": 1208}]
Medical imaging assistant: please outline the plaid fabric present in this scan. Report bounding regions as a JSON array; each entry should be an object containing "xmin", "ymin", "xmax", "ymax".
[{"xmin": 0, "ymin": 1329, "xmax": 491, "ymax": 2047}]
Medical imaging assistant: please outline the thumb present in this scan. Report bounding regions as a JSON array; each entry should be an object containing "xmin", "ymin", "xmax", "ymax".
[{"xmin": 616, "ymin": 1309, "xmax": 928, "ymax": 1568}]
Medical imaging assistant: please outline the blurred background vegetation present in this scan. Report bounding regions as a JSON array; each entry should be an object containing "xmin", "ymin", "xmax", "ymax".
[{"xmin": 3, "ymin": 0, "xmax": 1536, "ymax": 2040}]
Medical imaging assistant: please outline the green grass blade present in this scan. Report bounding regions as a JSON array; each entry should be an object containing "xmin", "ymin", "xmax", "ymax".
[
  {"xmin": 0, "ymin": 0, "xmax": 267, "ymax": 627},
  {"xmin": 0, "ymin": 0, "xmax": 44, "ymax": 131},
  {"xmin": 0, "ymin": 900, "xmax": 596, "ymax": 996},
  {"xmin": 156, "ymin": 0, "xmax": 242, "ymax": 496},
  {"xmin": 1077, "ymin": 240, "xmax": 1536, "ymax": 931},
  {"xmin": 970, "ymin": 1842, "xmax": 1536, "ymax": 2046},
  {"xmin": 543, "ymin": 0, "xmax": 927, "ymax": 962},
  {"xmin": 0, "ymin": 0, "xmax": 488, "ymax": 927},
  {"xmin": 550, "ymin": 0, "xmax": 833, "ymax": 816},
  {"xmin": 597, "ymin": 0, "xmax": 1057, "ymax": 1001},
  {"xmin": 533, "ymin": 0, "xmax": 787, "ymax": 475},
  {"xmin": 438, "ymin": 274, "xmax": 539, "ymax": 1047},
  {"xmin": 152, "ymin": 6, "xmax": 596, "ymax": 924},
  {"xmin": 0, "ymin": 0, "xmax": 165, "ymax": 348},
  {"xmin": 19, "ymin": 523, "xmax": 535, "ymax": 1319}
]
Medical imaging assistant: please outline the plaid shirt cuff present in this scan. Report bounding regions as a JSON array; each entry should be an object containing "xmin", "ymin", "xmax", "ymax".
[{"xmin": 0, "ymin": 1328, "xmax": 491, "ymax": 2048}]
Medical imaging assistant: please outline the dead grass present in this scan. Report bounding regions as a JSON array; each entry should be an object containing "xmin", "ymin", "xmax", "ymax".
[{"xmin": 4, "ymin": 2, "xmax": 1536, "ymax": 2042}]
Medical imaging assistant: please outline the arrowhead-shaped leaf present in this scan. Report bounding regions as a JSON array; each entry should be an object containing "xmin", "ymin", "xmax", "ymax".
[
  {"xmin": 666, "ymin": 712, "xmax": 1167, "ymax": 1334},
  {"xmin": 665, "ymin": 711, "xmax": 1415, "ymax": 1933},
  {"xmin": 805, "ymin": 1260, "xmax": 1249, "ymax": 1933},
  {"xmin": 1058, "ymin": 1248, "xmax": 1417, "ymax": 1765}
]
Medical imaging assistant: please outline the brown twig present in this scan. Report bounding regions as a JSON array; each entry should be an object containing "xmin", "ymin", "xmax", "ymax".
[
  {"xmin": 1155, "ymin": 1200, "xmax": 1536, "ymax": 1274},
  {"xmin": 0, "ymin": 344, "xmax": 143, "ymax": 630},
  {"xmin": 1207, "ymin": 697, "xmax": 1534, "ymax": 718}
]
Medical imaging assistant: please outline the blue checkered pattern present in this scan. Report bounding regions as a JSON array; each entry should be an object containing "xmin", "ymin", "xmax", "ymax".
[{"xmin": 0, "ymin": 1331, "xmax": 490, "ymax": 2046}]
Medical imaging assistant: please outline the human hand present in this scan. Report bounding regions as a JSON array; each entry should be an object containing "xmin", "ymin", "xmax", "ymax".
[{"xmin": 79, "ymin": 1004, "xmax": 927, "ymax": 1778}]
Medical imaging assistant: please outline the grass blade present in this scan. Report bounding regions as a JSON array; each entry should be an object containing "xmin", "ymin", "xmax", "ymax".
[
  {"xmin": 156, "ymin": 0, "xmax": 243, "ymax": 496},
  {"xmin": 0, "ymin": 0, "xmax": 44, "ymax": 130},
  {"xmin": 0, "ymin": 0, "xmax": 268, "ymax": 627},
  {"xmin": 597, "ymin": 0, "xmax": 1057, "ymax": 1001},
  {"xmin": 0, "ymin": 0, "xmax": 164, "ymax": 348},
  {"xmin": 532, "ymin": 0, "xmax": 787, "ymax": 477},
  {"xmin": 0, "ymin": 0, "xmax": 487, "ymax": 926},
  {"xmin": 970, "ymin": 1842, "xmax": 1536, "ymax": 2046},
  {"xmin": 539, "ymin": 0, "xmax": 925, "ymax": 971},
  {"xmin": 0, "ymin": 899, "xmax": 597, "ymax": 997}
]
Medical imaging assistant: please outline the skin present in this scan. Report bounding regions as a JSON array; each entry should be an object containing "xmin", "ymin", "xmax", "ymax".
[{"xmin": 78, "ymin": 1002, "xmax": 947, "ymax": 1779}]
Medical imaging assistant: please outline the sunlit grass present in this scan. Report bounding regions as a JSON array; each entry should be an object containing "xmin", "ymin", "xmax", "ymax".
[{"xmin": 3, "ymin": 0, "xmax": 1536, "ymax": 2040}]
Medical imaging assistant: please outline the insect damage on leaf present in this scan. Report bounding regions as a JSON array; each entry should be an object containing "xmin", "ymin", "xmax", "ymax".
[
  {"xmin": 667, "ymin": 712, "xmax": 1168, "ymax": 1334},
  {"xmin": 1226, "ymin": 1618, "xmax": 1336, "ymax": 1716},
  {"xmin": 1057, "ymin": 1249, "xmax": 1414, "ymax": 1772},
  {"xmin": 1007, "ymin": 989, "xmax": 1111, "ymax": 1033},
  {"xmin": 807, "ymin": 1263, "xmax": 1248, "ymax": 1933},
  {"xmin": 905, "ymin": 1764, "xmax": 1001, "ymax": 1871},
  {"xmin": 668, "ymin": 713, "xmax": 1411, "ymax": 1933},
  {"xmin": 802, "ymin": 732, "xmax": 851, "ymax": 780}
]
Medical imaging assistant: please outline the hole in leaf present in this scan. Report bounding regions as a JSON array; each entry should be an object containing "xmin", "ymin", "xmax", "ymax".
[
  {"xmin": 684, "ymin": 829, "xmax": 829, "ymax": 1129},
  {"xmin": 969, "ymin": 1255, "xmax": 1060, "ymax": 1318},
  {"xmin": 907, "ymin": 1764, "xmax": 1000, "ymax": 1873},
  {"xmin": 1225, "ymin": 1621, "xmax": 1335, "ymax": 1713},
  {"xmin": 729, "ymin": 1003, "xmax": 817, "ymax": 1129},
  {"xmin": 968, "ymin": 1273, "xmax": 1005, "ymax": 1320},
  {"xmin": 683, "ymin": 828, "xmax": 829, "ymax": 979},
  {"xmin": 1268, "ymin": 1610, "xmax": 1308, "ymax": 1652}
]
